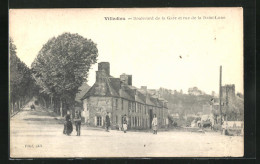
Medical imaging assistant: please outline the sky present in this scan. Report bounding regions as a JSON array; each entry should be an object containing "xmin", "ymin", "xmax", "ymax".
[{"xmin": 9, "ymin": 8, "xmax": 243, "ymax": 94}]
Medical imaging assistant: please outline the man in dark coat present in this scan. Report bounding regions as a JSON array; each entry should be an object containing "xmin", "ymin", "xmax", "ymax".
[
  {"xmin": 105, "ymin": 112, "xmax": 110, "ymax": 132},
  {"xmin": 74, "ymin": 111, "xmax": 81, "ymax": 136}
]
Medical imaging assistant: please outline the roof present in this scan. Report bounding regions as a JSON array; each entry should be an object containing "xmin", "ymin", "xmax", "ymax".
[
  {"xmin": 75, "ymin": 83, "xmax": 90, "ymax": 102},
  {"xmin": 81, "ymin": 77, "xmax": 119, "ymax": 100},
  {"xmin": 81, "ymin": 71, "xmax": 167, "ymax": 108}
]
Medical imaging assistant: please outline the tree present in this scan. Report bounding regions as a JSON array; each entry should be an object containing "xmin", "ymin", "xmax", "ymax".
[
  {"xmin": 9, "ymin": 38, "xmax": 33, "ymax": 113},
  {"xmin": 31, "ymin": 33, "xmax": 98, "ymax": 116}
]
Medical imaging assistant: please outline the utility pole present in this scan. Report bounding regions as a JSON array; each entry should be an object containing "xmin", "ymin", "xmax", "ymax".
[{"xmin": 219, "ymin": 66, "xmax": 223, "ymax": 125}]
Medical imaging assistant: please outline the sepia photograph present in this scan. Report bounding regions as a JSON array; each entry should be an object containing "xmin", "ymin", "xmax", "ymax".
[{"xmin": 9, "ymin": 8, "xmax": 244, "ymax": 158}]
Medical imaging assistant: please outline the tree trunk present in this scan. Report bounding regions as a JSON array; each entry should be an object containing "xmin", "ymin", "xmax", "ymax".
[
  {"xmin": 43, "ymin": 96, "xmax": 47, "ymax": 108},
  {"xmin": 60, "ymin": 98, "xmax": 63, "ymax": 117}
]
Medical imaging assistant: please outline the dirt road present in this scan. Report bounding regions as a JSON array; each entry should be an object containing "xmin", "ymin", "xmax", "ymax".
[{"xmin": 10, "ymin": 107, "xmax": 243, "ymax": 158}]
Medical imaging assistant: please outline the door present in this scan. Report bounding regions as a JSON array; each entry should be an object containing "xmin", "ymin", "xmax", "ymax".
[{"xmin": 149, "ymin": 109, "xmax": 153, "ymax": 129}]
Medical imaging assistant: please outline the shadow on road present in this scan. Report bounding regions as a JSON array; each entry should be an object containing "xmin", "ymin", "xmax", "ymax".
[
  {"xmin": 23, "ymin": 118, "xmax": 64, "ymax": 124},
  {"xmin": 29, "ymin": 109, "xmax": 59, "ymax": 117}
]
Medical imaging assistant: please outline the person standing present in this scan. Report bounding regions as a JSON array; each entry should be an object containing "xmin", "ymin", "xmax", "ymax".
[
  {"xmin": 74, "ymin": 111, "xmax": 81, "ymax": 136},
  {"xmin": 63, "ymin": 111, "xmax": 73, "ymax": 135},
  {"xmin": 123, "ymin": 114, "xmax": 128, "ymax": 133},
  {"xmin": 222, "ymin": 121, "xmax": 229, "ymax": 135},
  {"xmin": 152, "ymin": 114, "xmax": 158, "ymax": 134},
  {"xmin": 105, "ymin": 112, "xmax": 110, "ymax": 132},
  {"xmin": 30, "ymin": 103, "xmax": 35, "ymax": 110}
]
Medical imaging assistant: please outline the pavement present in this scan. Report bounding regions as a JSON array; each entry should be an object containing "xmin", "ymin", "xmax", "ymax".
[{"xmin": 10, "ymin": 105, "xmax": 244, "ymax": 158}]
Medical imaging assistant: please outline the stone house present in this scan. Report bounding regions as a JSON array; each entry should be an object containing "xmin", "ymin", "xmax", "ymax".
[{"xmin": 81, "ymin": 62, "xmax": 169, "ymax": 130}]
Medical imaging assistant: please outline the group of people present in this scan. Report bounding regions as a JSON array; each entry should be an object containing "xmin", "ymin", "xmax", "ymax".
[
  {"xmin": 63, "ymin": 111, "xmax": 159, "ymax": 135},
  {"xmin": 105, "ymin": 113, "xmax": 128, "ymax": 133},
  {"xmin": 63, "ymin": 110, "xmax": 82, "ymax": 136},
  {"xmin": 106, "ymin": 113, "xmax": 159, "ymax": 134}
]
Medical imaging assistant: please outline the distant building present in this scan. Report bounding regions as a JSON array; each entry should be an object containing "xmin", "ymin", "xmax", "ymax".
[
  {"xmin": 211, "ymin": 91, "xmax": 217, "ymax": 97},
  {"xmin": 211, "ymin": 84, "xmax": 242, "ymax": 122},
  {"xmin": 222, "ymin": 84, "xmax": 236, "ymax": 105},
  {"xmin": 81, "ymin": 62, "xmax": 169, "ymax": 130}
]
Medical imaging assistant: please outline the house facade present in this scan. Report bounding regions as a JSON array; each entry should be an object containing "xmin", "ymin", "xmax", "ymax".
[{"xmin": 81, "ymin": 62, "xmax": 169, "ymax": 130}]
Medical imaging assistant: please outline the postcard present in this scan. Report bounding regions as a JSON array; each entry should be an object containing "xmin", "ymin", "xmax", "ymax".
[{"xmin": 9, "ymin": 8, "xmax": 243, "ymax": 158}]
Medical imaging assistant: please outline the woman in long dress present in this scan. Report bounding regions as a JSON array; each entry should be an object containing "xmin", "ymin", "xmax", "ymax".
[
  {"xmin": 152, "ymin": 114, "xmax": 158, "ymax": 134},
  {"xmin": 63, "ymin": 111, "xmax": 73, "ymax": 135}
]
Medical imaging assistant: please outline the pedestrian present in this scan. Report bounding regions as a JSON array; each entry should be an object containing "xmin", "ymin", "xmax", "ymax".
[
  {"xmin": 123, "ymin": 114, "xmax": 128, "ymax": 133},
  {"xmin": 63, "ymin": 110, "xmax": 73, "ymax": 135},
  {"xmin": 30, "ymin": 104, "xmax": 35, "ymax": 110},
  {"xmin": 74, "ymin": 110, "xmax": 81, "ymax": 136},
  {"xmin": 222, "ymin": 121, "xmax": 228, "ymax": 135},
  {"xmin": 152, "ymin": 114, "xmax": 158, "ymax": 134},
  {"xmin": 105, "ymin": 112, "xmax": 110, "ymax": 132}
]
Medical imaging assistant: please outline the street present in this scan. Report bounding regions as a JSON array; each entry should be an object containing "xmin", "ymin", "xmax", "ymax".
[{"xmin": 10, "ymin": 107, "xmax": 243, "ymax": 158}]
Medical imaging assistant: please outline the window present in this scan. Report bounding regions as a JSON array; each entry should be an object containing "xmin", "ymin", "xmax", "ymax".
[
  {"xmin": 115, "ymin": 99, "xmax": 118, "ymax": 109},
  {"xmin": 121, "ymin": 99, "xmax": 123, "ymax": 110},
  {"xmin": 128, "ymin": 101, "xmax": 131, "ymax": 110},
  {"xmin": 116, "ymin": 115, "xmax": 118, "ymax": 124},
  {"xmin": 97, "ymin": 116, "xmax": 102, "ymax": 126},
  {"xmin": 137, "ymin": 103, "xmax": 141, "ymax": 113},
  {"xmin": 133, "ymin": 102, "xmax": 136, "ymax": 113}
]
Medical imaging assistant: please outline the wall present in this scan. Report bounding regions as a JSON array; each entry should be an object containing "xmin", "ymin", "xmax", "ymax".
[
  {"xmin": 85, "ymin": 96, "xmax": 112, "ymax": 127},
  {"xmin": 111, "ymin": 97, "xmax": 128, "ymax": 129},
  {"xmin": 84, "ymin": 96, "xmax": 168, "ymax": 129}
]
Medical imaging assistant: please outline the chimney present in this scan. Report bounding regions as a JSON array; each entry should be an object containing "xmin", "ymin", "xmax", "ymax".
[
  {"xmin": 128, "ymin": 75, "xmax": 132, "ymax": 86},
  {"xmin": 120, "ymin": 73, "xmax": 132, "ymax": 86},
  {"xmin": 98, "ymin": 62, "xmax": 110, "ymax": 76},
  {"xmin": 96, "ymin": 70, "xmax": 106, "ymax": 83}
]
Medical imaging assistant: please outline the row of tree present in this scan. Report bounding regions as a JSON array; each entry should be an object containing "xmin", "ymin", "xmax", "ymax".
[
  {"xmin": 9, "ymin": 38, "xmax": 36, "ymax": 114},
  {"xmin": 10, "ymin": 33, "xmax": 99, "ymax": 117}
]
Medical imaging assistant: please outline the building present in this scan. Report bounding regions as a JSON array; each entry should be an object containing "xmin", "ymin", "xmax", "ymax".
[
  {"xmin": 81, "ymin": 62, "xmax": 169, "ymax": 130},
  {"xmin": 222, "ymin": 84, "xmax": 236, "ymax": 105}
]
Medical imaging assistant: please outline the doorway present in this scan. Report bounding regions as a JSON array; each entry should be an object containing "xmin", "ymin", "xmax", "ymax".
[{"xmin": 149, "ymin": 109, "xmax": 153, "ymax": 129}]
